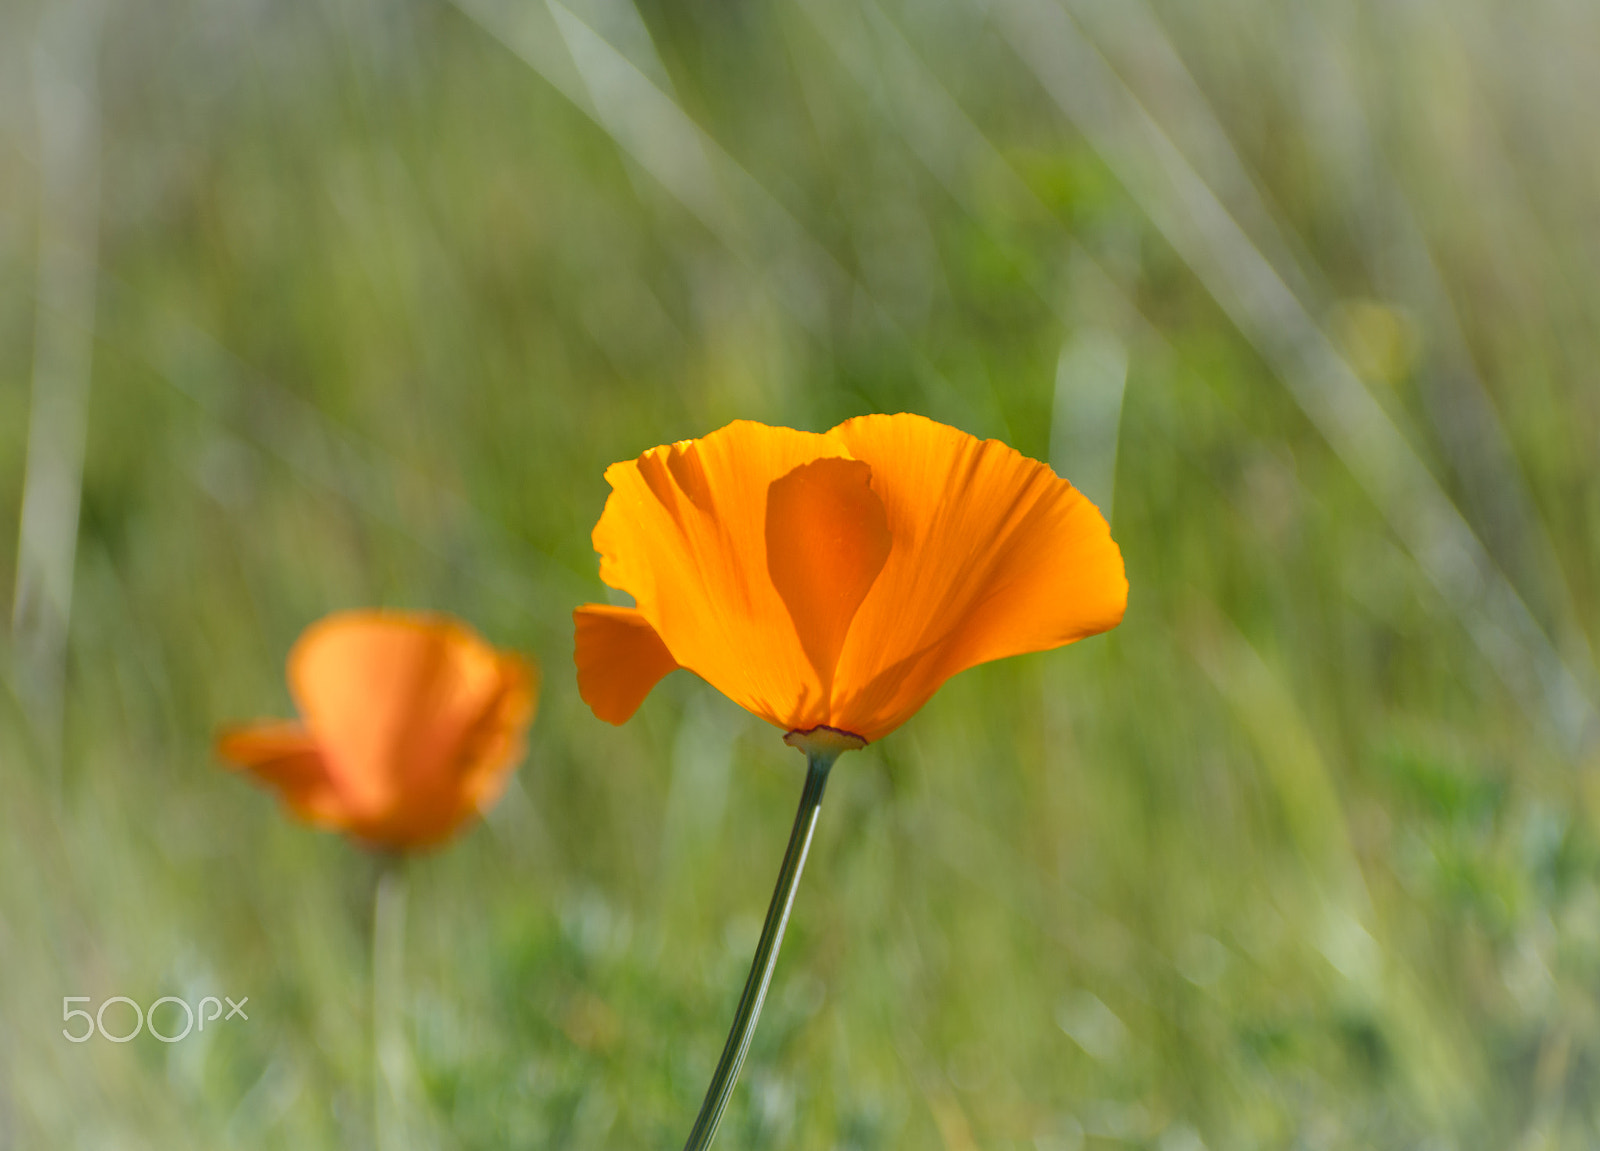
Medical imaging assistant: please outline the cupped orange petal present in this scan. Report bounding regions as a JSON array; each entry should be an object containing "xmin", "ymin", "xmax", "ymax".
[
  {"xmin": 824, "ymin": 413, "xmax": 1127, "ymax": 740},
  {"xmin": 217, "ymin": 721, "xmax": 351, "ymax": 828},
  {"xmin": 286, "ymin": 611, "xmax": 537, "ymax": 849},
  {"xmin": 344, "ymin": 649, "xmax": 538, "ymax": 849},
  {"xmin": 574, "ymin": 604, "xmax": 681, "ymax": 724},
  {"xmin": 452, "ymin": 652, "xmax": 539, "ymax": 818},
  {"xmin": 590, "ymin": 420, "xmax": 859, "ymax": 730},
  {"xmin": 765, "ymin": 457, "xmax": 892, "ymax": 698}
]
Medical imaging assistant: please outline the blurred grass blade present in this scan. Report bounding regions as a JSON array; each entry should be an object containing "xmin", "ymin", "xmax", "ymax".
[
  {"xmin": 458, "ymin": 0, "xmax": 840, "ymax": 337},
  {"xmin": 1068, "ymin": 0, "xmax": 1593, "ymax": 672},
  {"xmin": 452, "ymin": 0, "xmax": 992, "ymax": 429},
  {"xmin": 1050, "ymin": 329, "xmax": 1126, "ymax": 518},
  {"xmin": 12, "ymin": 0, "xmax": 102, "ymax": 776},
  {"xmin": 986, "ymin": 0, "xmax": 1596, "ymax": 753}
]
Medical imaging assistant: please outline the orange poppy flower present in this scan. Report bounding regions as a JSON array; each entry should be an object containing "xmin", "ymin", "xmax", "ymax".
[
  {"xmin": 574, "ymin": 413, "xmax": 1126, "ymax": 743},
  {"xmin": 218, "ymin": 611, "xmax": 538, "ymax": 851}
]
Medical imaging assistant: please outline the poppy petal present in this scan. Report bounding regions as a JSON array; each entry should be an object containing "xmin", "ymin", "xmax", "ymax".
[
  {"xmin": 765, "ymin": 457, "xmax": 891, "ymax": 697},
  {"xmin": 216, "ymin": 721, "xmax": 350, "ymax": 828},
  {"xmin": 347, "ymin": 651, "xmax": 539, "ymax": 849},
  {"xmin": 288, "ymin": 612, "xmax": 519, "ymax": 826},
  {"xmin": 452, "ymin": 652, "xmax": 539, "ymax": 813},
  {"xmin": 591, "ymin": 420, "xmax": 852, "ymax": 730},
  {"xmin": 574, "ymin": 604, "xmax": 681, "ymax": 725},
  {"xmin": 827, "ymin": 413, "xmax": 1127, "ymax": 740}
]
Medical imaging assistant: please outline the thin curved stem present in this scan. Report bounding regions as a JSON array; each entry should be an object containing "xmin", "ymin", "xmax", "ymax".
[{"xmin": 682, "ymin": 749, "xmax": 837, "ymax": 1151}]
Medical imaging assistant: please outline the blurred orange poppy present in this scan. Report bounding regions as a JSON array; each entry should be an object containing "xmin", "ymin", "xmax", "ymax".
[
  {"xmin": 218, "ymin": 611, "xmax": 538, "ymax": 851},
  {"xmin": 574, "ymin": 413, "xmax": 1126, "ymax": 742}
]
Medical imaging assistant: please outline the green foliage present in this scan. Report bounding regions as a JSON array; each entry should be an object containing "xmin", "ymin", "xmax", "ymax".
[{"xmin": 4, "ymin": 0, "xmax": 1600, "ymax": 1147}]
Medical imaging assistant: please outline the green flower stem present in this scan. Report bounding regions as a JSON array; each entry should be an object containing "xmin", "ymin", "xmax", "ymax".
[
  {"xmin": 682, "ymin": 747, "xmax": 839, "ymax": 1151},
  {"xmin": 373, "ymin": 853, "xmax": 407, "ymax": 1151}
]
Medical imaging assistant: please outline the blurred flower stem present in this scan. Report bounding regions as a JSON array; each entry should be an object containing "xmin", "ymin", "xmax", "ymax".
[
  {"xmin": 373, "ymin": 854, "xmax": 408, "ymax": 1151},
  {"xmin": 682, "ymin": 745, "xmax": 838, "ymax": 1151}
]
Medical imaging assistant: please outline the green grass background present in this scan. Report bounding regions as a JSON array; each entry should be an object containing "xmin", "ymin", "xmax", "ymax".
[{"xmin": 4, "ymin": 0, "xmax": 1600, "ymax": 1146}]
